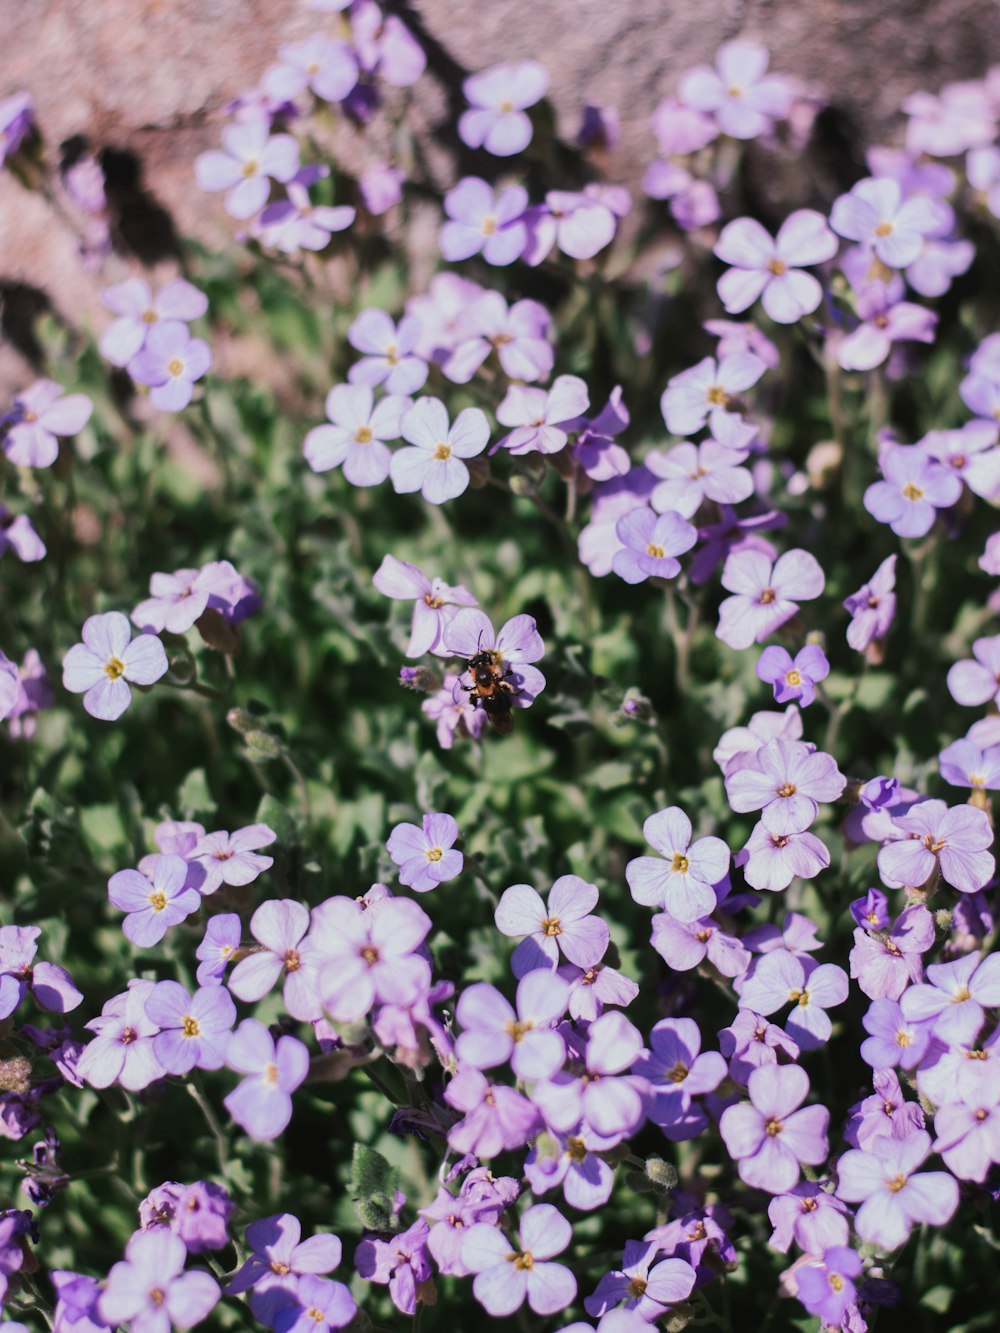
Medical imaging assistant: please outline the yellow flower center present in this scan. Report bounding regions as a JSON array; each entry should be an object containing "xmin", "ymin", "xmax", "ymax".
[
  {"xmin": 896, "ymin": 1030, "xmax": 911, "ymax": 1047},
  {"xmin": 671, "ymin": 852, "xmax": 690, "ymax": 874},
  {"xmin": 142, "ymin": 308, "xmax": 158, "ymax": 324},
  {"xmin": 355, "ymin": 426, "xmax": 373, "ymax": 444},
  {"xmin": 511, "ymin": 1251, "xmax": 534, "ymax": 1270},
  {"xmin": 241, "ymin": 157, "xmax": 260, "ymax": 178},
  {"xmin": 361, "ymin": 946, "xmax": 379, "ymax": 966},
  {"xmin": 166, "ymin": 358, "xmax": 185, "ymax": 378},
  {"xmin": 768, "ymin": 258, "xmax": 787, "ymax": 276},
  {"xmin": 887, "ymin": 1172, "xmax": 907, "ymax": 1192},
  {"xmin": 668, "ymin": 1061, "xmax": 689, "ymax": 1084},
  {"xmin": 149, "ymin": 890, "xmax": 168, "ymax": 912},
  {"xmin": 777, "ymin": 782, "xmax": 797, "ymax": 798},
  {"xmin": 627, "ymin": 1277, "xmax": 648, "ymax": 1297},
  {"xmin": 434, "ymin": 443, "xmax": 452, "ymax": 460},
  {"xmin": 706, "ymin": 384, "xmax": 728, "ymax": 406},
  {"xmin": 875, "ymin": 219, "xmax": 894, "ymax": 237},
  {"xmin": 505, "ymin": 1019, "xmax": 534, "ymax": 1043},
  {"xmin": 481, "ymin": 216, "xmax": 497, "ymax": 236},
  {"xmin": 829, "ymin": 1273, "xmax": 845, "ymax": 1292},
  {"xmin": 566, "ymin": 1136, "xmax": 587, "ymax": 1162},
  {"xmin": 759, "ymin": 587, "xmax": 777, "ymax": 604},
  {"xmin": 284, "ymin": 948, "xmax": 301, "ymax": 972},
  {"xmin": 104, "ymin": 655, "xmax": 127, "ymax": 681},
  {"xmin": 542, "ymin": 915, "xmax": 562, "ymax": 937},
  {"xmin": 765, "ymin": 1116, "xmax": 783, "ymax": 1137},
  {"xmin": 425, "ymin": 846, "xmax": 444, "ymax": 862},
  {"xmin": 786, "ymin": 668, "xmax": 802, "ymax": 687},
  {"xmin": 182, "ymin": 1016, "xmax": 201, "ymax": 1038},
  {"xmin": 646, "ymin": 542, "xmax": 666, "ymax": 559},
  {"xmin": 264, "ymin": 1062, "xmax": 279, "ymax": 1086},
  {"xmin": 385, "ymin": 343, "xmax": 399, "ymax": 365},
  {"xmin": 903, "ymin": 482, "xmax": 925, "ymax": 501}
]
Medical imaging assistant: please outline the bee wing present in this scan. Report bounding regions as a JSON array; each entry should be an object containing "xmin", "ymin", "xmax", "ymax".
[{"xmin": 486, "ymin": 708, "xmax": 514, "ymax": 737}]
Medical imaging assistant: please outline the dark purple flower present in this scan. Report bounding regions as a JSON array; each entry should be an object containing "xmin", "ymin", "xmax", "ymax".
[
  {"xmin": 756, "ymin": 644, "xmax": 829, "ymax": 707},
  {"xmin": 585, "ymin": 1240, "xmax": 696, "ymax": 1321},
  {"xmin": 796, "ymin": 1248, "xmax": 863, "ymax": 1325}
]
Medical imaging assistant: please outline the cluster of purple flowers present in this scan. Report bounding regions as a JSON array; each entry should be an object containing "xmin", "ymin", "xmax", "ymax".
[{"xmin": 99, "ymin": 277, "xmax": 211, "ymax": 411}]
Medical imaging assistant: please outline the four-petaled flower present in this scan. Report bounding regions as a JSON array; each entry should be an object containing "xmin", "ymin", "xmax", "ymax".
[{"xmin": 62, "ymin": 612, "xmax": 168, "ymax": 722}]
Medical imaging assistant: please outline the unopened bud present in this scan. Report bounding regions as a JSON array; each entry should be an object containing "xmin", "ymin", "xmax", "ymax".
[
  {"xmin": 196, "ymin": 609, "xmax": 241, "ymax": 654},
  {"xmin": 0, "ymin": 1057, "xmax": 31, "ymax": 1094},
  {"xmin": 244, "ymin": 730, "xmax": 283, "ymax": 761},
  {"xmin": 644, "ymin": 1156, "xmax": 678, "ymax": 1191}
]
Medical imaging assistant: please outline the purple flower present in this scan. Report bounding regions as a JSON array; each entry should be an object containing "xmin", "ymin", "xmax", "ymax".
[
  {"xmin": 445, "ymin": 608, "xmax": 546, "ymax": 707},
  {"xmin": 161, "ymin": 1182, "xmax": 234, "ymax": 1254},
  {"xmin": 132, "ymin": 569, "xmax": 210, "ymax": 636},
  {"xmin": 860, "ymin": 998, "xmax": 932, "ymax": 1071},
  {"xmin": 226, "ymin": 1214, "xmax": 346, "ymax": 1320},
  {"xmin": 304, "ymin": 384, "xmax": 408, "ymax": 488},
  {"xmin": 462, "ymin": 1203, "xmax": 576, "ymax": 1317},
  {"xmin": 445, "ymin": 1065, "xmax": 540, "ymax": 1158},
  {"xmin": 51, "ymin": 1270, "xmax": 107, "ymax": 1333},
  {"xmin": 611, "ymin": 508, "xmax": 697, "ymax": 585},
  {"xmin": 146, "ymin": 981, "xmax": 236, "ymax": 1076},
  {"xmin": 62, "ymin": 612, "xmax": 168, "ymax": 722},
  {"xmin": 715, "ymin": 210, "xmax": 838, "ymax": 323},
  {"xmin": 495, "ymin": 875, "xmax": 609, "ymax": 975},
  {"xmin": 740, "ymin": 953, "xmax": 849, "ymax": 1050},
  {"xmin": 108, "ymin": 855, "xmax": 202, "ymax": 947},
  {"xmin": 77, "ymin": 981, "xmax": 163, "ymax": 1092},
  {"xmin": 459, "ymin": 61, "xmax": 548, "ymax": 157},
  {"xmin": 849, "ymin": 903, "xmax": 935, "ymax": 1000},
  {"xmin": 634, "ymin": 1018, "xmax": 727, "ymax": 1138},
  {"xmin": 372, "ymin": 556, "xmax": 477, "ymax": 657},
  {"xmin": 391, "ymin": 398, "xmax": 490, "ymax": 503},
  {"xmin": 900, "ymin": 952, "xmax": 1000, "ymax": 1046},
  {"xmin": 767, "ymin": 1184, "xmax": 851, "ymax": 1254},
  {"xmin": 355, "ymin": 1220, "xmax": 432, "ymax": 1315},
  {"xmin": 948, "ymin": 634, "xmax": 1000, "ymax": 707},
  {"xmin": 256, "ymin": 173, "xmax": 355, "ymax": 254},
  {"xmin": 726, "ymin": 739, "xmax": 846, "ymax": 835},
  {"xmin": 98, "ymin": 1230, "xmax": 220, "ymax": 1333},
  {"xmin": 837, "ymin": 283, "xmax": 937, "ymax": 371},
  {"xmin": 933, "ymin": 1082, "xmax": 1000, "ymax": 1183},
  {"xmin": 348, "ymin": 309, "xmax": 427, "ymax": 396},
  {"xmin": 863, "ymin": 443, "xmax": 962, "ymax": 538},
  {"xmin": 716, "ymin": 548, "xmax": 825, "ymax": 650},
  {"xmin": 651, "ymin": 912, "xmax": 751, "ymax": 978},
  {"xmin": 191, "ymin": 824, "xmax": 276, "ymax": 894},
  {"xmin": 0, "ymin": 508, "xmax": 45, "ymax": 564},
  {"xmin": 495, "ymin": 376, "xmax": 589, "ymax": 456},
  {"xmin": 559, "ymin": 959, "xmax": 639, "ymax": 1022},
  {"xmin": 456, "ymin": 971, "xmax": 569, "ymax": 1080},
  {"xmin": 836, "ymin": 1129, "xmax": 958, "ymax": 1250},
  {"xmin": 0, "ymin": 91, "xmax": 33, "ymax": 163},
  {"xmin": 129, "ymin": 322, "xmax": 212, "ymax": 411},
  {"xmin": 224, "ymin": 1019, "xmax": 309, "ymax": 1141},
  {"xmin": 877, "ymin": 799, "xmax": 995, "ymax": 894},
  {"xmin": 440, "ymin": 178, "xmax": 528, "ymax": 266},
  {"xmin": 311, "ymin": 895, "xmax": 432, "ymax": 1021},
  {"xmin": 572, "ymin": 387, "xmax": 630, "ymax": 481},
  {"xmin": 522, "ymin": 190, "xmax": 619, "ymax": 265},
  {"xmin": 99, "ymin": 278, "xmax": 208, "ymax": 368},
  {"xmin": 442, "ymin": 293, "xmax": 553, "ymax": 385},
  {"xmin": 3, "ymin": 380, "xmax": 93, "ymax": 468},
  {"xmin": 387, "ymin": 812, "xmax": 463, "ymax": 892},
  {"xmin": 922, "ymin": 422, "xmax": 1000, "ymax": 501},
  {"xmin": 523, "ymin": 1128, "xmax": 614, "ymax": 1212},
  {"xmin": 756, "ymin": 644, "xmax": 829, "ymax": 707},
  {"xmin": 659, "ymin": 353, "xmax": 765, "ymax": 438},
  {"xmin": 195, "ymin": 914, "xmax": 242, "ymax": 986},
  {"xmin": 272, "ymin": 1274, "xmax": 357, "ymax": 1333},
  {"xmin": 585, "ymin": 1241, "xmax": 696, "ymax": 1321},
  {"xmin": 843, "ymin": 554, "xmax": 897, "ymax": 653},
  {"xmin": 796, "ymin": 1248, "xmax": 863, "ymax": 1325},
  {"xmin": 195, "ymin": 114, "xmax": 299, "ymax": 218},
  {"xmin": 939, "ymin": 737, "xmax": 1000, "ymax": 791},
  {"xmin": 718, "ymin": 1009, "xmax": 800, "ymax": 1086},
  {"xmin": 229, "ymin": 899, "xmax": 322, "ymax": 1019},
  {"xmin": 737, "ymin": 823, "xmax": 831, "ymax": 892},
  {"xmin": 359, "ymin": 163, "xmax": 404, "ymax": 214},
  {"xmin": 264, "ymin": 34, "xmax": 359, "ymax": 104},
  {"xmin": 714, "ymin": 705, "xmax": 803, "ymax": 776},
  {"xmin": 421, "ymin": 671, "xmax": 488, "ymax": 748},
  {"xmin": 678, "ymin": 42, "xmax": 794, "ymax": 140},
  {"xmin": 531, "ymin": 1011, "xmax": 648, "ymax": 1140},
  {"xmin": 719, "ymin": 1064, "xmax": 829, "ymax": 1193},
  {"xmin": 0, "ymin": 927, "xmax": 81, "ymax": 1023},
  {"xmin": 830, "ymin": 177, "xmax": 948, "ymax": 267},
  {"xmin": 626, "ymin": 806, "xmax": 730, "ymax": 923},
  {"xmin": 647, "ymin": 438, "xmax": 754, "ymax": 518}
]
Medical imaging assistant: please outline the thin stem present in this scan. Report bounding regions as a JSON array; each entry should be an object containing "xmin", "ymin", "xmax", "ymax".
[{"xmin": 186, "ymin": 1078, "xmax": 230, "ymax": 1178}]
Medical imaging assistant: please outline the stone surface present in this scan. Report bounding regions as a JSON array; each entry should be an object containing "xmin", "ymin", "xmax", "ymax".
[{"xmin": 1, "ymin": 0, "xmax": 999, "ymax": 392}]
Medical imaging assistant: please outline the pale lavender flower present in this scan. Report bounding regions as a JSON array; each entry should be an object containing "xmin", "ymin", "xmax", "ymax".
[
  {"xmin": 739, "ymin": 953, "xmax": 848, "ymax": 1050},
  {"xmin": 455, "ymin": 971, "xmax": 569, "ymax": 1080},
  {"xmin": 726, "ymin": 739, "xmax": 846, "ymax": 835},
  {"xmin": 849, "ymin": 903, "xmax": 935, "ymax": 1000},
  {"xmin": 304, "ymin": 384, "xmax": 408, "ymax": 488},
  {"xmin": 585, "ymin": 1240, "xmax": 696, "ymax": 1321},
  {"xmin": 659, "ymin": 353, "xmax": 765, "ymax": 438},
  {"xmin": 256, "ymin": 173, "xmax": 355, "ymax": 253},
  {"xmin": 830, "ymin": 177, "xmax": 949, "ymax": 267},
  {"xmin": 572, "ymin": 387, "xmax": 630, "ymax": 481},
  {"xmin": 860, "ymin": 998, "xmax": 932, "ymax": 1071},
  {"xmin": 445, "ymin": 1065, "xmax": 540, "ymax": 1158},
  {"xmin": 495, "ymin": 376, "xmax": 589, "ymax": 455},
  {"xmin": 442, "ymin": 293, "xmax": 553, "ymax": 384},
  {"xmin": 678, "ymin": 42, "xmax": 794, "ymax": 140},
  {"xmin": 634, "ymin": 1018, "xmax": 727, "ymax": 1138},
  {"xmin": 837, "ymin": 283, "xmax": 937, "ymax": 371},
  {"xmin": 921, "ymin": 421, "xmax": 1000, "ymax": 501},
  {"xmin": 719, "ymin": 1064, "xmax": 829, "ymax": 1193},
  {"xmin": 62, "ymin": 612, "xmax": 168, "ymax": 722},
  {"xmin": 558, "ymin": 960, "xmax": 640, "ymax": 1022},
  {"xmin": 531, "ymin": 1012, "xmax": 648, "ymax": 1140},
  {"xmin": 348, "ymin": 309, "xmax": 427, "ymax": 395},
  {"xmin": 440, "ymin": 178, "xmax": 528, "ymax": 265},
  {"xmin": 626, "ymin": 806, "xmax": 729, "ymax": 923},
  {"xmin": 968, "ymin": 143, "xmax": 1000, "ymax": 218},
  {"xmin": 132, "ymin": 569, "xmax": 209, "ymax": 636},
  {"xmin": 933, "ymin": 1082, "xmax": 1000, "ymax": 1183},
  {"xmin": 756, "ymin": 644, "xmax": 829, "ymax": 707},
  {"xmin": 900, "ymin": 952, "xmax": 1000, "ymax": 1046},
  {"xmin": 939, "ymin": 738, "xmax": 1000, "ymax": 791},
  {"xmin": 459, "ymin": 61, "xmax": 549, "ymax": 157},
  {"xmin": 651, "ymin": 912, "xmax": 751, "ymax": 978},
  {"xmin": 195, "ymin": 914, "xmax": 242, "ymax": 986},
  {"xmin": 863, "ymin": 442, "xmax": 962, "ymax": 538},
  {"xmin": 391, "ymin": 398, "xmax": 490, "ymax": 503},
  {"xmin": 374, "ymin": 557, "xmax": 477, "ymax": 657},
  {"xmin": 355, "ymin": 1220, "xmax": 432, "ymax": 1317},
  {"xmin": 351, "ymin": 2, "xmax": 426, "ymax": 87},
  {"xmin": 877, "ymin": 799, "xmax": 994, "ymax": 894},
  {"xmin": 3, "ymin": 380, "xmax": 93, "ymax": 468},
  {"xmin": 522, "ymin": 190, "xmax": 618, "ymax": 265},
  {"xmin": 918, "ymin": 1030, "xmax": 1000, "ymax": 1115},
  {"xmin": 767, "ymin": 1184, "xmax": 851, "ymax": 1254},
  {"xmin": 192, "ymin": 824, "xmax": 276, "ymax": 894},
  {"xmin": 647, "ymin": 438, "xmax": 754, "ymax": 518},
  {"xmin": 715, "ymin": 210, "xmax": 838, "ymax": 323},
  {"xmin": 359, "ymin": 163, "xmax": 404, "ymax": 214},
  {"xmin": 228, "ymin": 900, "xmax": 322, "ymax": 1019},
  {"xmin": 737, "ymin": 823, "xmax": 830, "ymax": 892},
  {"xmin": 713, "ymin": 705, "xmax": 802, "ymax": 777},
  {"xmin": 421, "ymin": 671, "xmax": 488, "ymax": 748},
  {"xmin": 99, "ymin": 278, "xmax": 208, "ymax": 368},
  {"xmin": 718, "ymin": 1009, "xmax": 800, "ymax": 1086},
  {"xmin": 76, "ymin": 981, "xmax": 163, "ymax": 1092},
  {"xmin": 0, "ymin": 92, "xmax": 33, "ymax": 164},
  {"xmin": 195, "ymin": 114, "xmax": 299, "ymax": 218},
  {"xmin": 836, "ymin": 1129, "xmax": 958, "ymax": 1250},
  {"xmin": 224, "ymin": 1019, "xmax": 309, "ymax": 1141},
  {"xmin": 312, "ymin": 895, "xmax": 432, "ymax": 1021},
  {"xmin": 704, "ymin": 318, "xmax": 780, "ymax": 370},
  {"xmin": 108, "ymin": 856, "xmax": 202, "ymax": 948},
  {"xmin": 843, "ymin": 554, "xmax": 897, "ymax": 653},
  {"xmin": 0, "ymin": 926, "xmax": 82, "ymax": 1018},
  {"xmin": 462, "ymin": 1203, "xmax": 575, "ymax": 1316},
  {"xmin": 960, "ymin": 371, "xmax": 1000, "ymax": 423},
  {"xmin": 716, "ymin": 548, "xmax": 825, "ymax": 650},
  {"xmin": 0, "ymin": 508, "xmax": 44, "ymax": 563},
  {"xmin": 578, "ymin": 466, "xmax": 657, "ymax": 578},
  {"xmin": 146, "ymin": 981, "xmax": 236, "ymax": 1075},
  {"xmin": 796, "ymin": 1248, "xmax": 863, "ymax": 1326},
  {"xmin": 611, "ymin": 508, "xmax": 697, "ymax": 584},
  {"xmin": 129, "ymin": 322, "xmax": 212, "ymax": 411},
  {"xmin": 226, "ymin": 1213, "xmax": 346, "ymax": 1326},
  {"xmin": 495, "ymin": 875, "xmax": 609, "ymax": 976},
  {"xmin": 262, "ymin": 35, "xmax": 359, "ymax": 104},
  {"xmin": 387, "ymin": 812, "xmax": 463, "ymax": 892},
  {"xmin": 905, "ymin": 82, "xmax": 996, "ymax": 156},
  {"xmin": 99, "ymin": 1230, "xmax": 220, "ymax": 1333},
  {"xmin": 445, "ymin": 609, "xmax": 546, "ymax": 707},
  {"xmin": 947, "ymin": 634, "xmax": 1000, "ymax": 707},
  {"xmin": 907, "ymin": 235, "xmax": 975, "ymax": 297}
]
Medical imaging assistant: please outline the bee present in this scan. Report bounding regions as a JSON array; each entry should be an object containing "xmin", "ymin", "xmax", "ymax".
[{"xmin": 463, "ymin": 642, "xmax": 517, "ymax": 736}]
